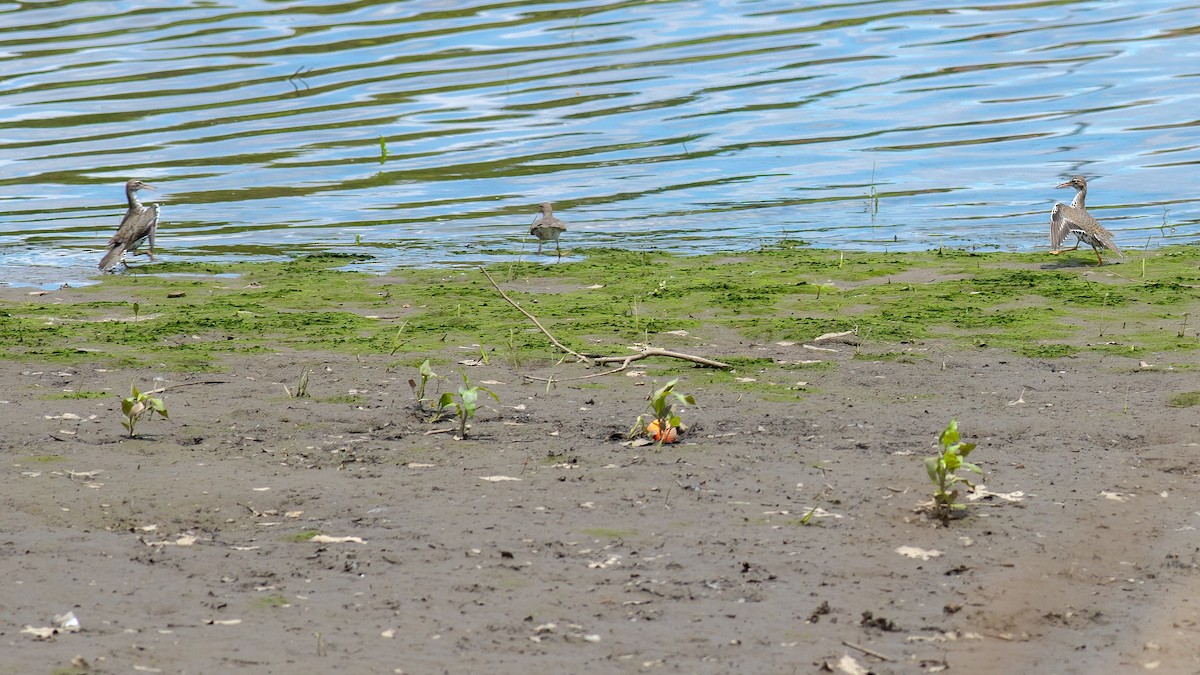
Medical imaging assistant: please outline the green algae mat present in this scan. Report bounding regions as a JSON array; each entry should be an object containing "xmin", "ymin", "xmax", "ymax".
[{"xmin": 2, "ymin": 245, "xmax": 1198, "ymax": 372}]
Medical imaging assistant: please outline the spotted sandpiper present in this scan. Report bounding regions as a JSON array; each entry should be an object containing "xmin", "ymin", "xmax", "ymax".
[
  {"xmin": 1049, "ymin": 175, "xmax": 1122, "ymax": 266},
  {"xmin": 530, "ymin": 202, "xmax": 566, "ymax": 257},
  {"xmin": 99, "ymin": 179, "xmax": 160, "ymax": 272}
]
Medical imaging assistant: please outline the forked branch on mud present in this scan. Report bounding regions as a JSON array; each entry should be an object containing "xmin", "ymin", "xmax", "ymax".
[
  {"xmin": 479, "ymin": 267, "xmax": 593, "ymax": 366},
  {"xmin": 480, "ymin": 266, "xmax": 731, "ymax": 381}
]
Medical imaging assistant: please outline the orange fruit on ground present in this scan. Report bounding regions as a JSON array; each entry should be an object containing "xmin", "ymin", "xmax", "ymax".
[{"xmin": 646, "ymin": 420, "xmax": 678, "ymax": 443}]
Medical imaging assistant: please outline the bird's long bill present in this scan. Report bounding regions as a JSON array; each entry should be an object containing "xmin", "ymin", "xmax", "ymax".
[
  {"xmin": 1055, "ymin": 181, "xmax": 1071, "ymax": 189},
  {"xmin": 141, "ymin": 183, "xmax": 158, "ymax": 191}
]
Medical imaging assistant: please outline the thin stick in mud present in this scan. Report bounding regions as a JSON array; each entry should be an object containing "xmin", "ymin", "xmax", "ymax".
[{"xmin": 479, "ymin": 266, "xmax": 732, "ymax": 382}]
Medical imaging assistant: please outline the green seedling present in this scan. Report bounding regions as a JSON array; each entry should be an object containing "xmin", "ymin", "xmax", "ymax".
[
  {"xmin": 121, "ymin": 384, "xmax": 168, "ymax": 438},
  {"xmin": 1097, "ymin": 291, "xmax": 1111, "ymax": 337},
  {"xmin": 409, "ymin": 359, "xmax": 443, "ymax": 409},
  {"xmin": 379, "ymin": 135, "xmax": 388, "ymax": 164},
  {"xmin": 630, "ymin": 378, "xmax": 695, "ymax": 444},
  {"xmin": 285, "ymin": 367, "xmax": 311, "ymax": 398},
  {"xmin": 505, "ymin": 328, "xmax": 524, "ymax": 368},
  {"xmin": 436, "ymin": 373, "xmax": 498, "ymax": 439},
  {"xmin": 811, "ymin": 281, "xmax": 837, "ymax": 300},
  {"xmin": 390, "ymin": 321, "xmax": 411, "ymax": 355},
  {"xmin": 800, "ymin": 503, "xmax": 820, "ymax": 525},
  {"xmin": 924, "ymin": 418, "xmax": 981, "ymax": 522}
]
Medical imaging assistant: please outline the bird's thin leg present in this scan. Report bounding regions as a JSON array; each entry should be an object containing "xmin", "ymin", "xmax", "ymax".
[
  {"xmin": 555, "ymin": 239, "xmax": 561, "ymax": 259},
  {"xmin": 536, "ymin": 241, "xmax": 543, "ymax": 255},
  {"xmin": 1092, "ymin": 245, "xmax": 1104, "ymax": 266}
]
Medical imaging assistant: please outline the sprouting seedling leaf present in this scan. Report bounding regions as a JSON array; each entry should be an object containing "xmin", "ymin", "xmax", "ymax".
[
  {"xmin": 120, "ymin": 383, "xmax": 168, "ymax": 438},
  {"xmin": 926, "ymin": 418, "xmax": 982, "ymax": 523},
  {"xmin": 390, "ymin": 321, "xmax": 410, "ymax": 355},
  {"xmin": 433, "ymin": 373, "xmax": 498, "ymax": 438},
  {"xmin": 434, "ymin": 391, "xmax": 455, "ymax": 421},
  {"xmin": 379, "ymin": 135, "xmax": 388, "ymax": 164},
  {"xmin": 631, "ymin": 378, "xmax": 695, "ymax": 445},
  {"xmin": 800, "ymin": 504, "xmax": 819, "ymax": 525},
  {"xmin": 287, "ymin": 367, "xmax": 311, "ymax": 398},
  {"xmin": 414, "ymin": 359, "xmax": 443, "ymax": 407},
  {"xmin": 149, "ymin": 396, "xmax": 168, "ymax": 417}
]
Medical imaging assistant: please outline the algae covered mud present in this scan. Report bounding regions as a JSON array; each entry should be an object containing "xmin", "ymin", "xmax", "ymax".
[
  {"xmin": 3, "ymin": 245, "xmax": 1198, "ymax": 374},
  {"xmin": 3, "ymin": 247, "xmax": 1200, "ymax": 673}
]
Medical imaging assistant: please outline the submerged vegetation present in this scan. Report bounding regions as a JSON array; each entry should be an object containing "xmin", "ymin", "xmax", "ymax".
[{"xmin": 0, "ymin": 247, "xmax": 1196, "ymax": 381}]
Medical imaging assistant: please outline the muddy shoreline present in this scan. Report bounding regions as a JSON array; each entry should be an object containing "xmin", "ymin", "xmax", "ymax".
[{"xmin": 2, "ymin": 248, "xmax": 1199, "ymax": 673}]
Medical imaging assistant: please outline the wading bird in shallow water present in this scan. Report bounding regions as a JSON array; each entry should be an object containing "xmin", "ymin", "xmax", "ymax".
[
  {"xmin": 530, "ymin": 202, "xmax": 566, "ymax": 257},
  {"xmin": 1049, "ymin": 175, "xmax": 1122, "ymax": 266},
  {"xmin": 99, "ymin": 179, "xmax": 160, "ymax": 272}
]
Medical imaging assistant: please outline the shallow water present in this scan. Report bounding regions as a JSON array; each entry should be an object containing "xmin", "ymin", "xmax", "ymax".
[{"xmin": 1, "ymin": 0, "xmax": 1198, "ymax": 287}]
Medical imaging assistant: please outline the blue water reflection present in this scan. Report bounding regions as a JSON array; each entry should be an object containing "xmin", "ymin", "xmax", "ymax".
[{"xmin": 0, "ymin": 0, "xmax": 1196, "ymax": 286}]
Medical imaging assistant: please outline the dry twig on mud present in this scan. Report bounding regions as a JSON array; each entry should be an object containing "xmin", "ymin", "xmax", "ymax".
[
  {"xmin": 480, "ymin": 267, "xmax": 592, "ymax": 365},
  {"xmin": 842, "ymin": 640, "xmax": 895, "ymax": 662},
  {"xmin": 479, "ymin": 266, "xmax": 731, "ymax": 382},
  {"xmin": 143, "ymin": 380, "xmax": 227, "ymax": 395}
]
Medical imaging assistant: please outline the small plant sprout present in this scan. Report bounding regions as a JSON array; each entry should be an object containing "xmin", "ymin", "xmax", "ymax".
[
  {"xmin": 379, "ymin": 135, "xmax": 388, "ymax": 164},
  {"xmin": 505, "ymin": 328, "xmax": 524, "ymax": 368},
  {"xmin": 811, "ymin": 281, "xmax": 837, "ymax": 300},
  {"xmin": 285, "ymin": 367, "xmax": 311, "ymax": 398},
  {"xmin": 630, "ymin": 378, "xmax": 695, "ymax": 445},
  {"xmin": 389, "ymin": 321, "xmax": 411, "ymax": 355},
  {"xmin": 436, "ymin": 373, "xmax": 499, "ymax": 439},
  {"xmin": 408, "ymin": 359, "xmax": 443, "ymax": 409},
  {"xmin": 800, "ymin": 501, "xmax": 821, "ymax": 525},
  {"xmin": 121, "ymin": 384, "xmax": 168, "ymax": 438},
  {"xmin": 1098, "ymin": 291, "xmax": 1110, "ymax": 337},
  {"xmin": 924, "ymin": 419, "xmax": 981, "ymax": 522}
]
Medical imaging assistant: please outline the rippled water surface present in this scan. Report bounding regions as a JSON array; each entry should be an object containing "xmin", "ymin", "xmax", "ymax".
[{"xmin": 2, "ymin": 0, "xmax": 1198, "ymax": 286}]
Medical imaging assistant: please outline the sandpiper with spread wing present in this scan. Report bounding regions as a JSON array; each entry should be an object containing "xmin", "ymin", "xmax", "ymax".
[{"xmin": 1049, "ymin": 175, "xmax": 1122, "ymax": 266}]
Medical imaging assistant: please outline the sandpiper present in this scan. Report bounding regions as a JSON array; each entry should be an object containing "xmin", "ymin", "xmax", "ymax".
[
  {"xmin": 99, "ymin": 179, "xmax": 160, "ymax": 272},
  {"xmin": 530, "ymin": 202, "xmax": 566, "ymax": 257},
  {"xmin": 1049, "ymin": 175, "xmax": 1122, "ymax": 266}
]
